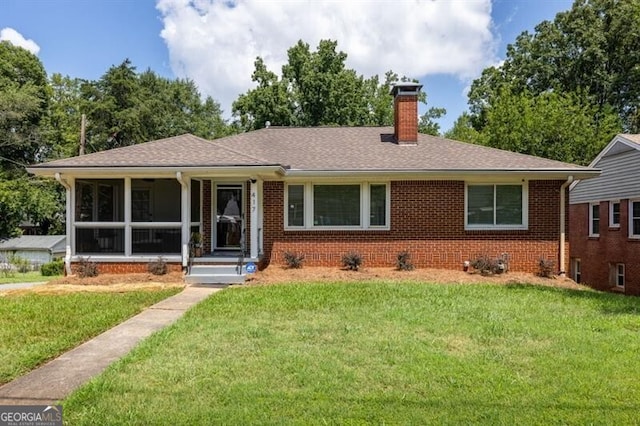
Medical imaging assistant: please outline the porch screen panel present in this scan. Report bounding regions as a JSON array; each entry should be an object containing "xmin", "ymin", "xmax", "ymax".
[
  {"xmin": 191, "ymin": 180, "xmax": 201, "ymax": 223},
  {"xmin": 313, "ymin": 185, "xmax": 360, "ymax": 226},
  {"xmin": 75, "ymin": 228, "xmax": 124, "ymax": 254},
  {"xmin": 75, "ymin": 179, "xmax": 124, "ymax": 222},
  {"xmin": 132, "ymin": 228, "xmax": 181, "ymax": 254}
]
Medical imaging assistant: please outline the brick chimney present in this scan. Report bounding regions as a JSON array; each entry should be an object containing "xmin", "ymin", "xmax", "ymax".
[{"xmin": 391, "ymin": 82, "xmax": 422, "ymax": 144}]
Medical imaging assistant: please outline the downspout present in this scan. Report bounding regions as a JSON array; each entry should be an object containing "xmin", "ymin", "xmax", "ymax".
[
  {"xmin": 55, "ymin": 173, "xmax": 73, "ymax": 276},
  {"xmin": 176, "ymin": 172, "xmax": 189, "ymax": 268},
  {"xmin": 559, "ymin": 175, "xmax": 574, "ymax": 277}
]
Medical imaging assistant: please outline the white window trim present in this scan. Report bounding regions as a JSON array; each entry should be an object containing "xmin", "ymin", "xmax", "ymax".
[
  {"xmin": 589, "ymin": 202, "xmax": 600, "ymax": 237},
  {"xmin": 464, "ymin": 182, "xmax": 529, "ymax": 231},
  {"xmin": 609, "ymin": 200, "xmax": 620, "ymax": 228},
  {"xmin": 284, "ymin": 182, "xmax": 390, "ymax": 230},
  {"xmin": 629, "ymin": 199, "xmax": 640, "ymax": 239},
  {"xmin": 615, "ymin": 263, "xmax": 625, "ymax": 289}
]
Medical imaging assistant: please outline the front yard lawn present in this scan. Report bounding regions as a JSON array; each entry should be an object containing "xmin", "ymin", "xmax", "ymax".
[
  {"xmin": 0, "ymin": 271, "xmax": 61, "ymax": 284},
  {"xmin": 64, "ymin": 282, "xmax": 640, "ymax": 424},
  {"xmin": 0, "ymin": 288, "xmax": 181, "ymax": 384}
]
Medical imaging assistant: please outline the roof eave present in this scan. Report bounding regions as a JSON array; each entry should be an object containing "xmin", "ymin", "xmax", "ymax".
[
  {"xmin": 283, "ymin": 168, "xmax": 601, "ymax": 180},
  {"xmin": 27, "ymin": 165, "xmax": 286, "ymax": 178}
]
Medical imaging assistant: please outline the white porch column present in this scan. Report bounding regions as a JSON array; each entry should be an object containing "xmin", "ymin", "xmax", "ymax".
[
  {"xmin": 250, "ymin": 178, "xmax": 259, "ymax": 259},
  {"xmin": 124, "ymin": 177, "xmax": 131, "ymax": 256},
  {"xmin": 55, "ymin": 173, "xmax": 73, "ymax": 275},
  {"xmin": 177, "ymin": 172, "xmax": 190, "ymax": 267}
]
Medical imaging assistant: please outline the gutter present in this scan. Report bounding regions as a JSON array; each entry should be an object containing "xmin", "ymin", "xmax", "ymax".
[
  {"xmin": 54, "ymin": 173, "xmax": 73, "ymax": 275},
  {"xmin": 558, "ymin": 175, "xmax": 574, "ymax": 277}
]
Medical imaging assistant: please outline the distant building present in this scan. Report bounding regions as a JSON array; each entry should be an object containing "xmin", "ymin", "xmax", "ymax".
[{"xmin": 0, "ymin": 235, "xmax": 66, "ymax": 268}]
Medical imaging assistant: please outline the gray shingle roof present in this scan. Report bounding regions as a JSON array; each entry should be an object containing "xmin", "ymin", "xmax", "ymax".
[
  {"xmin": 0, "ymin": 235, "xmax": 66, "ymax": 251},
  {"xmin": 30, "ymin": 127, "xmax": 595, "ymax": 174}
]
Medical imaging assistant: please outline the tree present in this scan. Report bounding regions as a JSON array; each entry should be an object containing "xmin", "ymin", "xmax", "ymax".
[
  {"xmin": 233, "ymin": 39, "xmax": 445, "ymax": 132},
  {"xmin": 443, "ymin": 112, "xmax": 485, "ymax": 145},
  {"xmin": 469, "ymin": 0, "xmax": 640, "ymax": 133},
  {"xmin": 479, "ymin": 87, "xmax": 621, "ymax": 165},
  {"xmin": 77, "ymin": 60, "xmax": 230, "ymax": 152},
  {"xmin": 0, "ymin": 41, "xmax": 49, "ymax": 170}
]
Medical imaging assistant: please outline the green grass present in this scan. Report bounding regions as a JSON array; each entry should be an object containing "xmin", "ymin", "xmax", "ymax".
[
  {"xmin": 0, "ymin": 271, "xmax": 61, "ymax": 284},
  {"xmin": 64, "ymin": 282, "xmax": 640, "ymax": 424},
  {"xmin": 0, "ymin": 288, "xmax": 181, "ymax": 384}
]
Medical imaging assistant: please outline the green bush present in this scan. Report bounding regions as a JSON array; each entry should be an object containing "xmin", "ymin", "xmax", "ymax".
[
  {"xmin": 341, "ymin": 251, "xmax": 363, "ymax": 271},
  {"xmin": 76, "ymin": 257, "xmax": 99, "ymax": 278},
  {"xmin": 148, "ymin": 257, "xmax": 167, "ymax": 276},
  {"xmin": 396, "ymin": 250, "xmax": 415, "ymax": 271},
  {"xmin": 41, "ymin": 259, "xmax": 64, "ymax": 276},
  {"xmin": 283, "ymin": 251, "xmax": 305, "ymax": 269},
  {"xmin": 8, "ymin": 254, "xmax": 30, "ymax": 273}
]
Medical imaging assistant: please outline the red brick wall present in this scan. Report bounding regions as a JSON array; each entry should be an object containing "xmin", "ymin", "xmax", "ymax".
[
  {"xmin": 71, "ymin": 262, "xmax": 182, "ymax": 275},
  {"xmin": 262, "ymin": 180, "xmax": 567, "ymax": 273},
  {"xmin": 394, "ymin": 95, "xmax": 418, "ymax": 143},
  {"xmin": 570, "ymin": 201, "xmax": 640, "ymax": 295}
]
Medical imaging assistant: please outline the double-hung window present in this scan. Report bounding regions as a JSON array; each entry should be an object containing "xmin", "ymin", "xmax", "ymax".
[
  {"xmin": 609, "ymin": 200, "xmax": 620, "ymax": 228},
  {"xmin": 629, "ymin": 200, "xmax": 640, "ymax": 238},
  {"xmin": 465, "ymin": 183, "xmax": 527, "ymax": 230},
  {"xmin": 285, "ymin": 182, "xmax": 389, "ymax": 229},
  {"xmin": 589, "ymin": 202, "xmax": 600, "ymax": 237}
]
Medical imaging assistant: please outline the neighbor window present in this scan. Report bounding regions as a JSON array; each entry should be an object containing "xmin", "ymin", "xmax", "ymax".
[
  {"xmin": 609, "ymin": 201, "xmax": 620, "ymax": 227},
  {"xmin": 285, "ymin": 182, "xmax": 389, "ymax": 229},
  {"xmin": 572, "ymin": 258, "xmax": 581, "ymax": 284},
  {"xmin": 589, "ymin": 202, "xmax": 600, "ymax": 236},
  {"xmin": 466, "ymin": 183, "xmax": 526, "ymax": 229},
  {"xmin": 612, "ymin": 263, "xmax": 625, "ymax": 288},
  {"xmin": 630, "ymin": 200, "xmax": 640, "ymax": 238}
]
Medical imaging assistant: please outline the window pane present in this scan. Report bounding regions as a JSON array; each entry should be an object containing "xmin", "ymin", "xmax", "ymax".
[
  {"xmin": 496, "ymin": 185, "xmax": 523, "ymax": 225},
  {"xmin": 633, "ymin": 202, "xmax": 640, "ymax": 235},
  {"xmin": 287, "ymin": 185, "xmax": 304, "ymax": 227},
  {"xmin": 611, "ymin": 202, "xmax": 620, "ymax": 225},
  {"xmin": 592, "ymin": 204, "xmax": 600, "ymax": 234},
  {"xmin": 467, "ymin": 185, "xmax": 494, "ymax": 225},
  {"xmin": 132, "ymin": 179, "xmax": 181, "ymax": 222},
  {"xmin": 370, "ymin": 184, "xmax": 387, "ymax": 226},
  {"xmin": 314, "ymin": 185, "xmax": 360, "ymax": 226}
]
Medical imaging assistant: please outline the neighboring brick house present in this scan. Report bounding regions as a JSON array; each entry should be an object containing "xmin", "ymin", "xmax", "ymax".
[
  {"xmin": 569, "ymin": 134, "xmax": 640, "ymax": 295},
  {"xmin": 28, "ymin": 83, "xmax": 598, "ymax": 283}
]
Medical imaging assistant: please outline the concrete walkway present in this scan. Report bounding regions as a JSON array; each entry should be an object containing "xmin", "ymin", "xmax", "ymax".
[
  {"xmin": 0, "ymin": 285, "xmax": 222, "ymax": 405},
  {"xmin": 0, "ymin": 281, "xmax": 47, "ymax": 291}
]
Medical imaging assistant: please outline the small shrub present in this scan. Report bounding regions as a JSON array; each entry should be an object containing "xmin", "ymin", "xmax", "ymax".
[
  {"xmin": 41, "ymin": 259, "xmax": 64, "ymax": 276},
  {"xmin": 396, "ymin": 250, "xmax": 415, "ymax": 271},
  {"xmin": 76, "ymin": 257, "xmax": 99, "ymax": 278},
  {"xmin": 538, "ymin": 258, "xmax": 555, "ymax": 278},
  {"xmin": 341, "ymin": 251, "xmax": 363, "ymax": 271},
  {"xmin": 148, "ymin": 256, "xmax": 168, "ymax": 276},
  {"xmin": 470, "ymin": 254, "xmax": 506, "ymax": 275},
  {"xmin": 8, "ymin": 254, "xmax": 30, "ymax": 273},
  {"xmin": 283, "ymin": 251, "xmax": 305, "ymax": 269}
]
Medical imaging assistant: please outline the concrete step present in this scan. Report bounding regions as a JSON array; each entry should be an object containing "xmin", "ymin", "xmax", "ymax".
[
  {"xmin": 186, "ymin": 263, "xmax": 246, "ymax": 285},
  {"xmin": 185, "ymin": 273, "xmax": 245, "ymax": 285}
]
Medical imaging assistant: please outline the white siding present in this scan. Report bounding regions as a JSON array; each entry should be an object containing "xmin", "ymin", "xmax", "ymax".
[{"xmin": 570, "ymin": 149, "xmax": 640, "ymax": 204}]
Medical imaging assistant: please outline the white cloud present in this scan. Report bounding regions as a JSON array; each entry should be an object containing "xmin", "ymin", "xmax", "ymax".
[
  {"xmin": 157, "ymin": 0, "xmax": 497, "ymax": 115},
  {"xmin": 0, "ymin": 28, "xmax": 40, "ymax": 55}
]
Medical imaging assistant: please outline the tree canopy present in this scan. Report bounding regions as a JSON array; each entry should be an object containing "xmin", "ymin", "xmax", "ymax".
[
  {"xmin": 458, "ymin": 0, "xmax": 635, "ymax": 164},
  {"xmin": 233, "ymin": 40, "xmax": 444, "ymax": 134}
]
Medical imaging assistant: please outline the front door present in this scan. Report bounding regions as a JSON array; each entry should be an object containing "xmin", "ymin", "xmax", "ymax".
[{"xmin": 215, "ymin": 184, "xmax": 243, "ymax": 250}]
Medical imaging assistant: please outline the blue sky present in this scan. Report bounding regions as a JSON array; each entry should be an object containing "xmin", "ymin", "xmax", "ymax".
[{"xmin": 1, "ymin": 0, "xmax": 573, "ymax": 132}]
